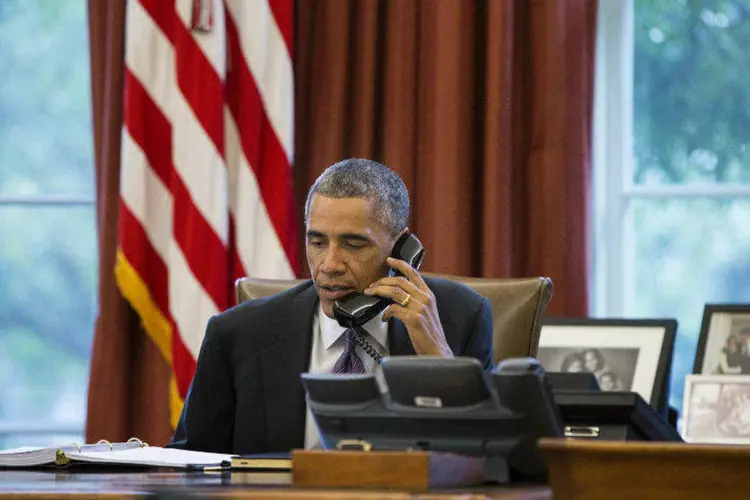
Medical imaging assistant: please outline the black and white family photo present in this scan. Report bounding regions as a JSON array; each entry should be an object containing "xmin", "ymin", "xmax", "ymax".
[
  {"xmin": 537, "ymin": 347, "xmax": 640, "ymax": 392},
  {"xmin": 539, "ymin": 319, "xmax": 676, "ymax": 410}
]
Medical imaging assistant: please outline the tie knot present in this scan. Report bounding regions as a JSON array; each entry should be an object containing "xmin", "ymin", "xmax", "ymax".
[
  {"xmin": 333, "ymin": 328, "xmax": 365, "ymax": 374},
  {"xmin": 344, "ymin": 328, "xmax": 358, "ymax": 347}
]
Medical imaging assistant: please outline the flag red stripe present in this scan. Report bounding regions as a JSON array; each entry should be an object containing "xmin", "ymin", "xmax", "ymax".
[
  {"xmin": 124, "ymin": 70, "xmax": 171, "ymax": 186},
  {"xmin": 138, "ymin": 0, "xmax": 175, "ymax": 44},
  {"xmin": 140, "ymin": 0, "xmax": 231, "ymax": 312},
  {"xmin": 140, "ymin": 0, "xmax": 225, "ymax": 158},
  {"xmin": 118, "ymin": 202, "xmax": 170, "ymax": 314},
  {"xmin": 173, "ymin": 16, "xmax": 225, "ymax": 157},
  {"xmin": 225, "ymin": 15, "xmax": 297, "ymax": 270},
  {"xmin": 171, "ymin": 175, "xmax": 230, "ymax": 310},
  {"xmin": 119, "ymin": 201, "xmax": 198, "ymax": 399},
  {"xmin": 232, "ymin": 251, "xmax": 246, "ymax": 300},
  {"xmin": 227, "ymin": 218, "xmax": 249, "ymax": 303},
  {"xmin": 124, "ymin": 65, "xmax": 229, "ymax": 312},
  {"xmin": 268, "ymin": 0, "xmax": 294, "ymax": 59}
]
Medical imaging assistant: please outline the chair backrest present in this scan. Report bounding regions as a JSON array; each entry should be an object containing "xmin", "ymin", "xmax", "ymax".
[
  {"xmin": 235, "ymin": 274, "xmax": 553, "ymax": 363},
  {"xmin": 236, "ymin": 277, "xmax": 306, "ymax": 304}
]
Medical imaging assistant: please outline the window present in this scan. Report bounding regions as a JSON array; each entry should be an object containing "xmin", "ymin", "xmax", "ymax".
[
  {"xmin": 0, "ymin": 0, "xmax": 95, "ymax": 447},
  {"xmin": 594, "ymin": 0, "xmax": 750, "ymax": 411}
]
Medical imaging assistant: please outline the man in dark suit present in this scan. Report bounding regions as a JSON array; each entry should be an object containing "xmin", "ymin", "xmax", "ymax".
[{"xmin": 171, "ymin": 158, "xmax": 493, "ymax": 453}]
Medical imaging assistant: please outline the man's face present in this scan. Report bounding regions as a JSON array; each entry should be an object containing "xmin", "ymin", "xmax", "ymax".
[{"xmin": 306, "ymin": 195, "xmax": 399, "ymax": 318}]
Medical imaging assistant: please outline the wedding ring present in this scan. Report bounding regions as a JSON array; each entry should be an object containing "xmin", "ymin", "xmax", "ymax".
[{"xmin": 400, "ymin": 293, "xmax": 412, "ymax": 308}]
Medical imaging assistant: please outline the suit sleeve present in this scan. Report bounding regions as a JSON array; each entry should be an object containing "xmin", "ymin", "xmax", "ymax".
[
  {"xmin": 168, "ymin": 316, "xmax": 235, "ymax": 452},
  {"xmin": 461, "ymin": 297, "xmax": 494, "ymax": 370}
]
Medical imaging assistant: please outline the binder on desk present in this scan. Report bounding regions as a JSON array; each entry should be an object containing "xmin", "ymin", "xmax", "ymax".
[{"xmin": 0, "ymin": 438, "xmax": 232, "ymax": 469}]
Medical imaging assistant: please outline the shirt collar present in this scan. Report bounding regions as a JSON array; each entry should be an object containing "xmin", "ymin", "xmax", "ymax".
[{"xmin": 317, "ymin": 302, "xmax": 389, "ymax": 350}]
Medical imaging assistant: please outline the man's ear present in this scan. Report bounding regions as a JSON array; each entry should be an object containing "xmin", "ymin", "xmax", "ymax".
[{"xmin": 389, "ymin": 227, "xmax": 409, "ymax": 251}]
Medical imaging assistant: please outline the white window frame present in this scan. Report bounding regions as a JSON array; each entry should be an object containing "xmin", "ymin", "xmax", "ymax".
[
  {"xmin": 0, "ymin": 196, "xmax": 94, "ymax": 207},
  {"xmin": 592, "ymin": 0, "xmax": 750, "ymax": 318}
]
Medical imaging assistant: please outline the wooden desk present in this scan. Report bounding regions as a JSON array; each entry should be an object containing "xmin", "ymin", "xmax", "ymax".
[
  {"xmin": 540, "ymin": 438, "xmax": 750, "ymax": 500},
  {"xmin": 0, "ymin": 470, "xmax": 551, "ymax": 499}
]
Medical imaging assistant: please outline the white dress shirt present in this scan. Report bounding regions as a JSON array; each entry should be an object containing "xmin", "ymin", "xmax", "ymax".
[{"xmin": 304, "ymin": 304, "xmax": 389, "ymax": 449}]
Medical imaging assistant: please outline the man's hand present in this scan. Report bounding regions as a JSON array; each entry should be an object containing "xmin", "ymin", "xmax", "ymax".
[{"xmin": 364, "ymin": 257, "xmax": 453, "ymax": 357}]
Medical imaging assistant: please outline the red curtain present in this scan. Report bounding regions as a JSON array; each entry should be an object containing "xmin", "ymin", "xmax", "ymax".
[{"xmin": 295, "ymin": 0, "xmax": 595, "ymax": 316}]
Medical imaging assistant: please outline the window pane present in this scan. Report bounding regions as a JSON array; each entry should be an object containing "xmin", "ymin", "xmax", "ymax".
[
  {"xmin": 0, "ymin": 0, "xmax": 93, "ymax": 198},
  {"xmin": 0, "ymin": 206, "xmax": 96, "ymax": 443},
  {"xmin": 634, "ymin": 0, "xmax": 750, "ymax": 185},
  {"xmin": 628, "ymin": 198, "xmax": 750, "ymax": 409}
]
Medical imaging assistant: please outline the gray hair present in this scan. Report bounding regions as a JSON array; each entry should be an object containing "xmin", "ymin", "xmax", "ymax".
[{"xmin": 304, "ymin": 158, "xmax": 410, "ymax": 236}]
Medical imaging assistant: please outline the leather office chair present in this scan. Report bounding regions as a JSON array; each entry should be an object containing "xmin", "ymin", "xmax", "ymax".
[{"xmin": 235, "ymin": 275, "xmax": 553, "ymax": 363}]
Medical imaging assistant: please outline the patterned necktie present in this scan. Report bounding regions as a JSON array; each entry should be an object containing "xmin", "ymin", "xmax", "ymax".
[{"xmin": 333, "ymin": 328, "xmax": 366, "ymax": 374}]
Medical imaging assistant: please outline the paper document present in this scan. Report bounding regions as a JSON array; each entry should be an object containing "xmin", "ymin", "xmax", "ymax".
[{"xmin": 66, "ymin": 447, "xmax": 233, "ymax": 468}]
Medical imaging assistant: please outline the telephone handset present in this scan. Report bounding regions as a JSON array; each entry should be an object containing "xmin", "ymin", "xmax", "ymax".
[{"xmin": 333, "ymin": 233, "xmax": 426, "ymax": 328}]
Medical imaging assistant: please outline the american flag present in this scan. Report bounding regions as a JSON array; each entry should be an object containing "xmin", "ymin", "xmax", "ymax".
[{"xmin": 115, "ymin": 0, "xmax": 296, "ymax": 428}]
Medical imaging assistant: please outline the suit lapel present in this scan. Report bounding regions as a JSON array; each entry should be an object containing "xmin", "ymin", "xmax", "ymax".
[
  {"xmin": 388, "ymin": 318, "xmax": 416, "ymax": 356},
  {"xmin": 261, "ymin": 284, "xmax": 318, "ymax": 451}
]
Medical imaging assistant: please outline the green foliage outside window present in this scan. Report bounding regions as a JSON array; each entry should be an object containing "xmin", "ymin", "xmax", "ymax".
[
  {"xmin": 633, "ymin": 0, "xmax": 750, "ymax": 410},
  {"xmin": 635, "ymin": 0, "xmax": 750, "ymax": 184}
]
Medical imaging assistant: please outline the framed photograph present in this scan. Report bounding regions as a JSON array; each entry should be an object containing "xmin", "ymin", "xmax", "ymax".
[
  {"xmin": 537, "ymin": 318, "xmax": 677, "ymax": 413},
  {"xmin": 682, "ymin": 375, "xmax": 750, "ymax": 444},
  {"xmin": 693, "ymin": 304, "xmax": 750, "ymax": 375}
]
